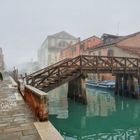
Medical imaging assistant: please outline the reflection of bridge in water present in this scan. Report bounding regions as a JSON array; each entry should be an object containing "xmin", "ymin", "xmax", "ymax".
[
  {"xmin": 49, "ymin": 87, "xmax": 140, "ymax": 140},
  {"xmin": 48, "ymin": 86, "xmax": 116, "ymax": 119},
  {"xmin": 86, "ymin": 88, "xmax": 116, "ymax": 117},
  {"xmin": 26, "ymin": 55, "xmax": 140, "ymax": 104}
]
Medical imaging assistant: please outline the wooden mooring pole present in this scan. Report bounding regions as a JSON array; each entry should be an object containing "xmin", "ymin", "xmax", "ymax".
[
  {"xmin": 123, "ymin": 74, "xmax": 128, "ymax": 96},
  {"xmin": 115, "ymin": 74, "xmax": 140, "ymax": 98},
  {"xmin": 134, "ymin": 75, "xmax": 140, "ymax": 98}
]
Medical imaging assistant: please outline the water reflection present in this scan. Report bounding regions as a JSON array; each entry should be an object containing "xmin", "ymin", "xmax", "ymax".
[
  {"xmin": 48, "ymin": 85, "xmax": 140, "ymax": 140},
  {"xmin": 86, "ymin": 88, "xmax": 116, "ymax": 117},
  {"xmin": 48, "ymin": 83, "xmax": 68, "ymax": 119}
]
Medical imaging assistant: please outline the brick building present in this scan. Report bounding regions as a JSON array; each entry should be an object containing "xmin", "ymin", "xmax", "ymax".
[
  {"xmin": 60, "ymin": 36, "xmax": 102, "ymax": 60},
  {"xmin": 88, "ymin": 32, "xmax": 140, "ymax": 59},
  {"xmin": 86, "ymin": 32, "xmax": 140, "ymax": 81}
]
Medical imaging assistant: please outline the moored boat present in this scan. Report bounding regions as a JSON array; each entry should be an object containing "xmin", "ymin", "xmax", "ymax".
[{"xmin": 86, "ymin": 80, "xmax": 115, "ymax": 90}]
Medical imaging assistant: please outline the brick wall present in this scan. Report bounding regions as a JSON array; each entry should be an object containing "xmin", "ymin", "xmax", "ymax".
[{"xmin": 60, "ymin": 36, "xmax": 102, "ymax": 60}]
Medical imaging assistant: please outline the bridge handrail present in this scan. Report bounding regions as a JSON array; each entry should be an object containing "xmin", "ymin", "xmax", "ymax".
[
  {"xmin": 59, "ymin": 55, "xmax": 81, "ymax": 67},
  {"xmin": 27, "ymin": 55, "xmax": 140, "ymax": 75},
  {"xmin": 26, "ymin": 55, "xmax": 82, "ymax": 80},
  {"xmin": 25, "ymin": 55, "xmax": 140, "ymax": 88},
  {"xmin": 80, "ymin": 55, "xmax": 140, "ymax": 68},
  {"xmin": 26, "ymin": 58, "xmax": 71, "ymax": 79},
  {"xmin": 26, "ymin": 55, "xmax": 140, "ymax": 79}
]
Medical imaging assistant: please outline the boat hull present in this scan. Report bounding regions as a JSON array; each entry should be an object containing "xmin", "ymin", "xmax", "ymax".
[{"xmin": 86, "ymin": 80, "xmax": 115, "ymax": 91}]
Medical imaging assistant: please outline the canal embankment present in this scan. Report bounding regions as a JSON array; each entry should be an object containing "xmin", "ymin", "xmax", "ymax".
[
  {"xmin": 0, "ymin": 76, "xmax": 64, "ymax": 140},
  {"xmin": 17, "ymin": 77, "xmax": 64, "ymax": 140},
  {"xmin": 0, "ymin": 76, "xmax": 41, "ymax": 139}
]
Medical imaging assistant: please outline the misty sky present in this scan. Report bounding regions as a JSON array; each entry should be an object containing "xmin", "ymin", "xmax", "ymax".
[{"xmin": 0, "ymin": 0, "xmax": 140, "ymax": 70}]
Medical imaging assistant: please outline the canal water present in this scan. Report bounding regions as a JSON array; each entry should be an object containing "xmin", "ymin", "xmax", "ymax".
[{"xmin": 48, "ymin": 84, "xmax": 140, "ymax": 140}]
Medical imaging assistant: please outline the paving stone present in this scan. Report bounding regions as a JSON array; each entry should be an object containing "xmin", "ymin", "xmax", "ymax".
[
  {"xmin": 22, "ymin": 129, "xmax": 38, "ymax": 136},
  {"xmin": 0, "ymin": 122, "xmax": 10, "ymax": 127},
  {"xmin": 11, "ymin": 120, "xmax": 26, "ymax": 126},
  {"xmin": 2, "ymin": 117, "xmax": 14, "ymax": 121},
  {"xmin": 12, "ymin": 113, "xmax": 25, "ymax": 117},
  {"xmin": 20, "ymin": 134, "xmax": 41, "ymax": 140},
  {"xmin": 4, "ymin": 126, "xmax": 22, "ymax": 133},
  {"xmin": 4, "ymin": 124, "xmax": 36, "ymax": 133},
  {"xmin": 0, "ymin": 131, "xmax": 22, "ymax": 140},
  {"xmin": 20, "ymin": 123, "xmax": 34, "ymax": 127},
  {"xmin": 0, "ymin": 129, "xmax": 3, "ymax": 134},
  {"xmin": 14, "ymin": 117, "xmax": 26, "ymax": 122}
]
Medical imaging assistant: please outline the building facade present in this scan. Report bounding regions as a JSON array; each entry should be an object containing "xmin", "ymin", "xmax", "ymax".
[
  {"xmin": 38, "ymin": 31, "xmax": 78, "ymax": 68},
  {"xmin": 60, "ymin": 36, "xmax": 102, "ymax": 60},
  {"xmin": 88, "ymin": 32, "xmax": 140, "ymax": 58},
  {"xmin": 59, "ymin": 36, "xmax": 102, "ymax": 81},
  {"xmin": 86, "ymin": 32, "xmax": 140, "ymax": 81}
]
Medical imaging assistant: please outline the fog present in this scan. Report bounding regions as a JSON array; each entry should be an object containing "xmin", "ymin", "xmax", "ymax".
[{"xmin": 0, "ymin": 0, "xmax": 140, "ymax": 70}]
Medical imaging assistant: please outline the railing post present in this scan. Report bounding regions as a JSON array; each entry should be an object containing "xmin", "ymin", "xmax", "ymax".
[
  {"xmin": 80, "ymin": 55, "xmax": 82, "ymax": 67},
  {"xmin": 58, "ymin": 66, "xmax": 60, "ymax": 83},
  {"xmin": 96, "ymin": 56, "xmax": 100, "ymax": 81},
  {"xmin": 124, "ymin": 58, "xmax": 127, "ymax": 73},
  {"xmin": 96, "ymin": 56, "xmax": 98, "ymax": 72},
  {"xmin": 111, "ymin": 57, "xmax": 113, "ymax": 73},
  {"xmin": 25, "ymin": 73, "xmax": 28, "ymax": 85},
  {"xmin": 80, "ymin": 55, "xmax": 82, "ymax": 73},
  {"xmin": 137, "ymin": 58, "xmax": 139, "ymax": 75},
  {"xmin": 32, "ymin": 76, "xmax": 35, "ymax": 86}
]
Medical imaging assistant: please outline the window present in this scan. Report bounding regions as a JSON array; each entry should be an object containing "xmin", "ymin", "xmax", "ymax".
[
  {"xmin": 51, "ymin": 39, "xmax": 55, "ymax": 46},
  {"xmin": 59, "ymin": 41, "xmax": 68, "ymax": 48},
  {"xmin": 108, "ymin": 49, "xmax": 114, "ymax": 56},
  {"xmin": 71, "ymin": 47, "xmax": 76, "ymax": 57},
  {"xmin": 80, "ymin": 43, "xmax": 85, "ymax": 52}
]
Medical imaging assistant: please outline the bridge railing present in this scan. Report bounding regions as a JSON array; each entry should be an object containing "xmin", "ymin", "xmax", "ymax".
[
  {"xmin": 26, "ymin": 58, "xmax": 71, "ymax": 80},
  {"xmin": 30, "ymin": 57, "xmax": 82, "ymax": 88},
  {"xmin": 80, "ymin": 55, "xmax": 139, "ymax": 73},
  {"xmin": 25, "ymin": 55, "xmax": 140, "ymax": 89}
]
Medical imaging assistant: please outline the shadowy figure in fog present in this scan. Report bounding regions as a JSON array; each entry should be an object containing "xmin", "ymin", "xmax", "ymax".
[{"xmin": 0, "ymin": 72, "xmax": 3, "ymax": 81}]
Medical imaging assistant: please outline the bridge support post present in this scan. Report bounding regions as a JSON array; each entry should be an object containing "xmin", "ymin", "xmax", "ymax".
[
  {"xmin": 122, "ymin": 74, "xmax": 128, "ymax": 96},
  {"xmin": 128, "ymin": 75, "xmax": 135, "ymax": 97},
  {"xmin": 115, "ymin": 75, "xmax": 118, "ymax": 95},
  {"xmin": 115, "ymin": 74, "xmax": 122, "ymax": 95},
  {"xmin": 138, "ymin": 76, "xmax": 140, "ymax": 94},
  {"xmin": 133, "ymin": 75, "xmax": 140, "ymax": 98},
  {"xmin": 68, "ymin": 74, "xmax": 87, "ymax": 104},
  {"xmin": 116, "ymin": 74, "xmax": 140, "ymax": 98}
]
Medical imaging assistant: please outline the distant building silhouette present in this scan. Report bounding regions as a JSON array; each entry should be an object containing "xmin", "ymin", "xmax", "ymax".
[
  {"xmin": 38, "ymin": 31, "xmax": 79, "ymax": 68},
  {"xmin": 0, "ymin": 48, "xmax": 4, "ymax": 71}
]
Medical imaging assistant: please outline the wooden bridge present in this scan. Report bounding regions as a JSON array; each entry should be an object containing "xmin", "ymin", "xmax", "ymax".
[{"xmin": 25, "ymin": 55, "xmax": 140, "ymax": 104}]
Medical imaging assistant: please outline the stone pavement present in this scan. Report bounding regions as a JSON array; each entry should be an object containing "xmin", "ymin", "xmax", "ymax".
[{"xmin": 0, "ymin": 76, "xmax": 41, "ymax": 140}]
